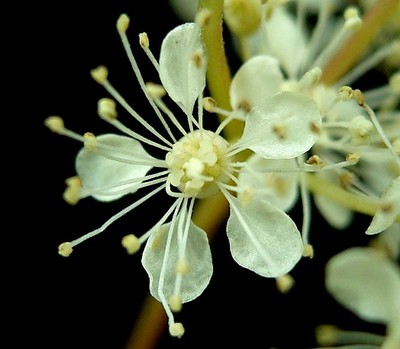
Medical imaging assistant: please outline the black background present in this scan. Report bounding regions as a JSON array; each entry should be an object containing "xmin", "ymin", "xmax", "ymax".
[{"xmin": 13, "ymin": 1, "xmax": 388, "ymax": 348}]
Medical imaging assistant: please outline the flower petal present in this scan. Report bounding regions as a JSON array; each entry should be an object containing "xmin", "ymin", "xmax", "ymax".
[
  {"xmin": 159, "ymin": 22, "xmax": 206, "ymax": 115},
  {"xmin": 326, "ymin": 247, "xmax": 400, "ymax": 324},
  {"xmin": 225, "ymin": 193, "xmax": 303, "ymax": 277},
  {"xmin": 262, "ymin": 7, "xmax": 307, "ymax": 78},
  {"xmin": 230, "ymin": 55, "xmax": 283, "ymax": 111},
  {"xmin": 237, "ymin": 154, "xmax": 299, "ymax": 212},
  {"xmin": 366, "ymin": 176, "xmax": 400, "ymax": 235},
  {"xmin": 313, "ymin": 171, "xmax": 353, "ymax": 229},
  {"xmin": 239, "ymin": 91, "xmax": 321, "ymax": 159},
  {"xmin": 76, "ymin": 134, "xmax": 154, "ymax": 201},
  {"xmin": 141, "ymin": 220, "xmax": 213, "ymax": 303}
]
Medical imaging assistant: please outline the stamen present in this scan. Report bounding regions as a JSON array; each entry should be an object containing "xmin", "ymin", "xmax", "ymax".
[
  {"xmin": 97, "ymin": 98, "xmax": 118, "ymax": 120},
  {"xmin": 169, "ymin": 322, "xmax": 185, "ymax": 338},
  {"xmin": 312, "ymin": 7, "xmax": 362, "ymax": 72},
  {"xmin": 63, "ymin": 176, "xmax": 82, "ymax": 205},
  {"xmin": 275, "ymin": 273, "xmax": 295, "ymax": 293},
  {"xmin": 115, "ymin": 14, "xmax": 178, "ymax": 144},
  {"xmin": 139, "ymin": 32, "xmax": 160, "ymax": 71},
  {"xmin": 121, "ymin": 234, "xmax": 141, "ymax": 255},
  {"xmin": 44, "ymin": 116, "xmax": 64, "ymax": 134},
  {"xmin": 60, "ymin": 184, "xmax": 165, "ymax": 252}
]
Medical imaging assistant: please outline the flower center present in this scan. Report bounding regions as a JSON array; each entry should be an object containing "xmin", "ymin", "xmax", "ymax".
[{"xmin": 166, "ymin": 130, "xmax": 233, "ymax": 198}]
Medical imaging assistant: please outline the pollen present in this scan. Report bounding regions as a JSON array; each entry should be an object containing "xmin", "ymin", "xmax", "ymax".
[{"xmin": 166, "ymin": 130, "xmax": 233, "ymax": 198}]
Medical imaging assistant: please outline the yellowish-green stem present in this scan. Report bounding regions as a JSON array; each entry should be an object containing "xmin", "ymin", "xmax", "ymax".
[{"xmin": 198, "ymin": 0, "xmax": 244, "ymax": 142}]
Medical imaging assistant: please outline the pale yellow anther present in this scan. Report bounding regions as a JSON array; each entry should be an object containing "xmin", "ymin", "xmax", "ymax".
[
  {"xmin": 343, "ymin": 7, "xmax": 362, "ymax": 30},
  {"xmin": 338, "ymin": 86, "xmax": 353, "ymax": 101},
  {"xmin": 339, "ymin": 172, "xmax": 355, "ymax": 188},
  {"xmin": 175, "ymin": 258, "xmax": 191, "ymax": 274},
  {"xmin": 139, "ymin": 32, "xmax": 149, "ymax": 49},
  {"xmin": 90, "ymin": 65, "xmax": 108, "ymax": 85},
  {"xmin": 224, "ymin": 0, "xmax": 262, "ymax": 36},
  {"xmin": 121, "ymin": 234, "xmax": 141, "ymax": 255},
  {"xmin": 306, "ymin": 155, "xmax": 325, "ymax": 169},
  {"xmin": 195, "ymin": 8, "xmax": 213, "ymax": 27},
  {"xmin": 169, "ymin": 295, "xmax": 183, "ymax": 312},
  {"xmin": 315, "ymin": 325, "xmax": 340, "ymax": 346},
  {"xmin": 275, "ymin": 274, "xmax": 295, "ymax": 294},
  {"xmin": 83, "ymin": 132, "xmax": 97, "ymax": 152},
  {"xmin": 117, "ymin": 13, "xmax": 130, "ymax": 34},
  {"xmin": 393, "ymin": 138, "xmax": 400, "ymax": 154},
  {"xmin": 169, "ymin": 322, "xmax": 185, "ymax": 338},
  {"xmin": 301, "ymin": 67, "xmax": 322, "ymax": 88},
  {"xmin": 303, "ymin": 244, "xmax": 314, "ymax": 258},
  {"xmin": 352, "ymin": 89, "xmax": 365, "ymax": 106},
  {"xmin": 146, "ymin": 82, "xmax": 166, "ymax": 99},
  {"xmin": 63, "ymin": 176, "xmax": 81, "ymax": 205},
  {"xmin": 98, "ymin": 97, "xmax": 117, "ymax": 120},
  {"xmin": 346, "ymin": 152, "xmax": 361, "ymax": 164},
  {"xmin": 202, "ymin": 97, "xmax": 217, "ymax": 112},
  {"xmin": 58, "ymin": 242, "xmax": 73, "ymax": 257},
  {"xmin": 389, "ymin": 72, "xmax": 400, "ymax": 93},
  {"xmin": 44, "ymin": 116, "xmax": 65, "ymax": 134}
]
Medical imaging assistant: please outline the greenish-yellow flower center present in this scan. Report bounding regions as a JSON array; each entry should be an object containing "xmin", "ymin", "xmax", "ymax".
[{"xmin": 166, "ymin": 130, "xmax": 233, "ymax": 198}]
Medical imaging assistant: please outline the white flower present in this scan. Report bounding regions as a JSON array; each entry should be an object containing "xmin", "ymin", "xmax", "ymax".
[
  {"xmin": 45, "ymin": 14, "xmax": 322, "ymax": 336},
  {"xmin": 325, "ymin": 246, "xmax": 400, "ymax": 348},
  {"xmin": 225, "ymin": 1, "xmax": 400, "ymax": 231}
]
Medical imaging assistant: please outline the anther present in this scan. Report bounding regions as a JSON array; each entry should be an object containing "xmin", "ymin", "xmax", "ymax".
[
  {"xmin": 306, "ymin": 155, "xmax": 325, "ymax": 168},
  {"xmin": 58, "ymin": 242, "xmax": 73, "ymax": 257},
  {"xmin": 343, "ymin": 7, "xmax": 362, "ymax": 31},
  {"xmin": 146, "ymin": 82, "xmax": 166, "ymax": 99},
  {"xmin": 63, "ymin": 176, "xmax": 81, "ymax": 205},
  {"xmin": 169, "ymin": 322, "xmax": 185, "ymax": 338},
  {"xmin": 275, "ymin": 274, "xmax": 295, "ymax": 294},
  {"xmin": 90, "ymin": 65, "xmax": 108, "ymax": 85},
  {"xmin": 346, "ymin": 152, "xmax": 361, "ymax": 164},
  {"xmin": 83, "ymin": 132, "xmax": 97, "ymax": 151},
  {"xmin": 139, "ymin": 32, "xmax": 149, "ymax": 49},
  {"xmin": 121, "ymin": 234, "xmax": 141, "ymax": 255},
  {"xmin": 338, "ymin": 86, "xmax": 353, "ymax": 101},
  {"xmin": 116, "ymin": 13, "xmax": 130, "ymax": 35},
  {"xmin": 389, "ymin": 72, "xmax": 400, "ymax": 93},
  {"xmin": 98, "ymin": 97, "xmax": 117, "ymax": 120},
  {"xmin": 303, "ymin": 244, "xmax": 314, "ymax": 258},
  {"xmin": 352, "ymin": 89, "xmax": 365, "ymax": 106},
  {"xmin": 44, "ymin": 116, "xmax": 65, "ymax": 134},
  {"xmin": 223, "ymin": 0, "xmax": 262, "ymax": 36},
  {"xmin": 202, "ymin": 97, "xmax": 217, "ymax": 112}
]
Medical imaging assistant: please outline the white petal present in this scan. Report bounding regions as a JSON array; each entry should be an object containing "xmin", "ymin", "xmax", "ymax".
[
  {"xmin": 237, "ymin": 154, "xmax": 299, "ymax": 211},
  {"xmin": 141, "ymin": 221, "xmax": 213, "ymax": 303},
  {"xmin": 76, "ymin": 134, "xmax": 154, "ymax": 201},
  {"xmin": 230, "ymin": 55, "xmax": 283, "ymax": 111},
  {"xmin": 159, "ymin": 23, "xmax": 206, "ymax": 115},
  {"xmin": 262, "ymin": 7, "xmax": 307, "ymax": 78},
  {"xmin": 239, "ymin": 91, "xmax": 321, "ymax": 159},
  {"xmin": 313, "ymin": 171, "xmax": 353, "ymax": 229},
  {"xmin": 226, "ymin": 193, "xmax": 303, "ymax": 277},
  {"xmin": 366, "ymin": 176, "xmax": 400, "ymax": 235},
  {"xmin": 326, "ymin": 247, "xmax": 400, "ymax": 324}
]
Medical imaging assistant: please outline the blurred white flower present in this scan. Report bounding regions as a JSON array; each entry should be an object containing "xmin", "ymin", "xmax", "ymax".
[{"xmin": 325, "ymin": 246, "xmax": 400, "ymax": 349}]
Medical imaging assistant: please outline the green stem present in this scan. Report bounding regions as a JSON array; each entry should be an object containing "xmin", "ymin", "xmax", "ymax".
[{"xmin": 306, "ymin": 174, "xmax": 400, "ymax": 223}]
